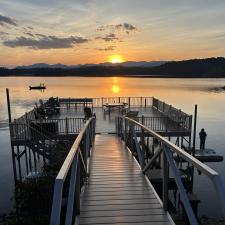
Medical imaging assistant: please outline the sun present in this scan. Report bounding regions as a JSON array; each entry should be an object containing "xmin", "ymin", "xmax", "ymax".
[
  {"xmin": 109, "ymin": 55, "xmax": 124, "ymax": 64},
  {"xmin": 112, "ymin": 85, "xmax": 120, "ymax": 93}
]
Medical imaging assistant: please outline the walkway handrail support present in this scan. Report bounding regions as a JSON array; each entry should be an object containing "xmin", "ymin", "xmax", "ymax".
[
  {"xmin": 50, "ymin": 117, "xmax": 96, "ymax": 225},
  {"xmin": 116, "ymin": 116, "xmax": 225, "ymax": 224}
]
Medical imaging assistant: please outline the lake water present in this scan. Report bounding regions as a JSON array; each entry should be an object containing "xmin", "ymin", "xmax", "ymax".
[{"xmin": 0, "ymin": 77, "xmax": 225, "ymax": 218}]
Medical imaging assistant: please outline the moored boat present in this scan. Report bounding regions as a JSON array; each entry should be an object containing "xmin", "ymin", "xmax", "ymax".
[{"xmin": 29, "ymin": 83, "xmax": 46, "ymax": 90}]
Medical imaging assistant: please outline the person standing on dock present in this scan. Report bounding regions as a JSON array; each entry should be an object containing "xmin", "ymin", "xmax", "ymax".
[{"xmin": 199, "ymin": 128, "xmax": 207, "ymax": 150}]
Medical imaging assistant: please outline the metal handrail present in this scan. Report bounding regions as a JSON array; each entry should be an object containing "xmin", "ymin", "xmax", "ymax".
[
  {"xmin": 50, "ymin": 117, "xmax": 96, "ymax": 225},
  {"xmin": 116, "ymin": 116, "xmax": 225, "ymax": 225}
]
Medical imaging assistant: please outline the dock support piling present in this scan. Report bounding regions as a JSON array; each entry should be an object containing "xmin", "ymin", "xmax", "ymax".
[
  {"xmin": 11, "ymin": 146, "xmax": 17, "ymax": 184},
  {"xmin": 192, "ymin": 105, "xmax": 197, "ymax": 156},
  {"xmin": 6, "ymin": 88, "xmax": 12, "ymax": 123}
]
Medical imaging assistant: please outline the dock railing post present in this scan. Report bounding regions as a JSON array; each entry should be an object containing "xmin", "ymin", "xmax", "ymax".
[
  {"xmin": 141, "ymin": 115, "xmax": 144, "ymax": 125},
  {"xmin": 124, "ymin": 118, "xmax": 127, "ymax": 143},
  {"xmin": 163, "ymin": 146, "xmax": 169, "ymax": 211},
  {"xmin": 128, "ymin": 97, "xmax": 131, "ymax": 109},
  {"xmin": 188, "ymin": 115, "xmax": 193, "ymax": 151},
  {"xmin": 144, "ymin": 98, "xmax": 147, "ymax": 108},
  {"xmin": 116, "ymin": 117, "xmax": 118, "ymax": 136},
  {"xmin": 75, "ymin": 159, "xmax": 81, "ymax": 216},
  {"xmin": 132, "ymin": 123, "xmax": 144, "ymax": 169},
  {"xmin": 118, "ymin": 118, "xmax": 121, "ymax": 137},
  {"xmin": 65, "ymin": 117, "xmax": 69, "ymax": 136}
]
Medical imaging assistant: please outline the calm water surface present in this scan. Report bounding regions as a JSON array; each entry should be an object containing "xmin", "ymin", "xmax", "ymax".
[{"xmin": 0, "ymin": 77, "xmax": 225, "ymax": 218}]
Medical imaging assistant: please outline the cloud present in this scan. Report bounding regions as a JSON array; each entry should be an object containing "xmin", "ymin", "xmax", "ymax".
[
  {"xmin": 0, "ymin": 31, "xmax": 9, "ymax": 36},
  {"xmin": 114, "ymin": 23, "xmax": 137, "ymax": 31},
  {"xmin": 36, "ymin": 33, "xmax": 48, "ymax": 38},
  {"xmin": 96, "ymin": 33, "xmax": 118, "ymax": 42},
  {"xmin": 3, "ymin": 35, "xmax": 89, "ymax": 49},
  {"xmin": 97, "ymin": 45, "xmax": 116, "ymax": 51},
  {"xmin": 97, "ymin": 23, "xmax": 138, "ymax": 33},
  {"xmin": 23, "ymin": 32, "xmax": 35, "ymax": 37},
  {"xmin": 0, "ymin": 14, "xmax": 17, "ymax": 26}
]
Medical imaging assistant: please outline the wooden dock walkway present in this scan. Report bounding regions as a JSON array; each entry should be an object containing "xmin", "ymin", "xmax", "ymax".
[{"xmin": 80, "ymin": 134, "xmax": 174, "ymax": 225}]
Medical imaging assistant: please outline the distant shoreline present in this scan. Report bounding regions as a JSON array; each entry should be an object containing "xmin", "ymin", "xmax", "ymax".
[
  {"xmin": 1, "ymin": 74, "xmax": 225, "ymax": 78},
  {"xmin": 1, "ymin": 57, "xmax": 225, "ymax": 78}
]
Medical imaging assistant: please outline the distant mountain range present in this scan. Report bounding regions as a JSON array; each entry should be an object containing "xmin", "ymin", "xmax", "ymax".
[
  {"xmin": 1, "ymin": 57, "xmax": 225, "ymax": 77},
  {"xmin": 15, "ymin": 61, "xmax": 166, "ymax": 69}
]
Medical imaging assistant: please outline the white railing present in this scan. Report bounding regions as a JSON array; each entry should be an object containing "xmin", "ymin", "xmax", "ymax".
[
  {"xmin": 10, "ymin": 118, "xmax": 84, "ymax": 141},
  {"xmin": 116, "ymin": 116, "xmax": 225, "ymax": 225},
  {"xmin": 135, "ymin": 116, "xmax": 191, "ymax": 133},
  {"xmin": 60, "ymin": 96, "xmax": 153, "ymax": 108},
  {"xmin": 50, "ymin": 117, "xmax": 96, "ymax": 225},
  {"xmin": 152, "ymin": 97, "xmax": 192, "ymax": 131}
]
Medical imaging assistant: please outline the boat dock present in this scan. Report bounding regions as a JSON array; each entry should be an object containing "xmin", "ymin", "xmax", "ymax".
[{"xmin": 6, "ymin": 92, "xmax": 225, "ymax": 225}]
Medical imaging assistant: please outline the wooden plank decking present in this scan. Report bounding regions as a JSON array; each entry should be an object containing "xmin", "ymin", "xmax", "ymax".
[{"xmin": 80, "ymin": 134, "xmax": 174, "ymax": 225}]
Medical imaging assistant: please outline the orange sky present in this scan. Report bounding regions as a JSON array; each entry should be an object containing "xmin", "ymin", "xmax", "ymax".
[{"xmin": 1, "ymin": 0, "xmax": 225, "ymax": 67}]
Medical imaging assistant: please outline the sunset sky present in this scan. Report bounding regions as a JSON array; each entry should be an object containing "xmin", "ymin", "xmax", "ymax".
[{"xmin": 1, "ymin": 0, "xmax": 225, "ymax": 67}]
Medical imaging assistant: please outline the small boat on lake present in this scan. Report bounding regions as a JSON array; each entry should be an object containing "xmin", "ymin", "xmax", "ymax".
[{"xmin": 29, "ymin": 83, "xmax": 46, "ymax": 90}]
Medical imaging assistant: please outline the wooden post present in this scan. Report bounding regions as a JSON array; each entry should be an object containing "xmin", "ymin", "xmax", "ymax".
[
  {"xmin": 6, "ymin": 88, "xmax": 12, "ymax": 123},
  {"xmin": 192, "ymin": 105, "xmax": 197, "ymax": 156},
  {"xmin": 140, "ymin": 96, "xmax": 142, "ymax": 107},
  {"xmin": 128, "ymin": 97, "xmax": 130, "ymax": 109},
  {"xmin": 144, "ymin": 98, "xmax": 147, "ymax": 108}
]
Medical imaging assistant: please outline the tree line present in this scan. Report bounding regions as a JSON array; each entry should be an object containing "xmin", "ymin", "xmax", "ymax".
[{"xmin": 1, "ymin": 57, "xmax": 225, "ymax": 77}]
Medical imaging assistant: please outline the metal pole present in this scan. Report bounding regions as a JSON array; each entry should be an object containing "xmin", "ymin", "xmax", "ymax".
[
  {"xmin": 6, "ymin": 88, "xmax": 12, "ymax": 123},
  {"xmin": 163, "ymin": 147, "xmax": 169, "ymax": 211},
  {"xmin": 192, "ymin": 104, "xmax": 197, "ymax": 156},
  {"xmin": 6, "ymin": 88, "xmax": 17, "ymax": 184}
]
